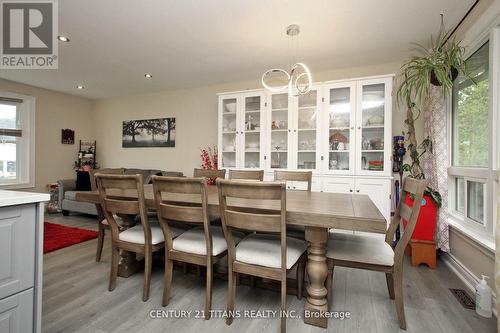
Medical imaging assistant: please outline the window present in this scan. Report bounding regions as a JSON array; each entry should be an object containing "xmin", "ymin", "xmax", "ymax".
[
  {"xmin": 452, "ymin": 42, "xmax": 489, "ymax": 168},
  {"xmin": 448, "ymin": 32, "xmax": 497, "ymax": 245},
  {"xmin": 0, "ymin": 93, "xmax": 35, "ymax": 188}
]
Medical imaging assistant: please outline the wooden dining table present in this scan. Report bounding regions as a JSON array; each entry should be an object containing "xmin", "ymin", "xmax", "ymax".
[{"xmin": 76, "ymin": 184, "xmax": 386, "ymax": 328}]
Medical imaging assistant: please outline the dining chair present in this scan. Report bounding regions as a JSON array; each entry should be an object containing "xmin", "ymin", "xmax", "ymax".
[
  {"xmin": 228, "ymin": 169, "xmax": 264, "ymax": 181},
  {"xmin": 152, "ymin": 176, "xmax": 241, "ymax": 319},
  {"xmin": 193, "ymin": 168, "xmax": 226, "ymax": 179},
  {"xmin": 274, "ymin": 170, "xmax": 312, "ymax": 240},
  {"xmin": 274, "ymin": 170, "xmax": 312, "ymax": 191},
  {"xmin": 89, "ymin": 168, "xmax": 125, "ymax": 262},
  {"xmin": 217, "ymin": 179, "xmax": 307, "ymax": 333},
  {"xmin": 95, "ymin": 173, "xmax": 170, "ymax": 301},
  {"xmin": 326, "ymin": 177, "xmax": 427, "ymax": 330}
]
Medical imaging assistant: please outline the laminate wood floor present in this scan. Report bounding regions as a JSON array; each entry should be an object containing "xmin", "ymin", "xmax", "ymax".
[{"xmin": 43, "ymin": 214, "xmax": 497, "ymax": 333}]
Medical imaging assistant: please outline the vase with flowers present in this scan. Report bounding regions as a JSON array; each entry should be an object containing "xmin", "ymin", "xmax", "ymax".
[{"xmin": 200, "ymin": 145, "xmax": 219, "ymax": 185}]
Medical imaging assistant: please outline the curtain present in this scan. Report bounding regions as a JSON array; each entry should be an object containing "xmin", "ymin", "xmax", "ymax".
[{"xmin": 421, "ymin": 86, "xmax": 450, "ymax": 252}]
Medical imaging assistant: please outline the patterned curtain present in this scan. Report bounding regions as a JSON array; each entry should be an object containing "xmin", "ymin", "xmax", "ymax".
[{"xmin": 421, "ymin": 86, "xmax": 450, "ymax": 252}]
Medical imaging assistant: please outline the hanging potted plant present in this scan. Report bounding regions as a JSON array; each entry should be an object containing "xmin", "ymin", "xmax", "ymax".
[{"xmin": 396, "ymin": 18, "xmax": 468, "ymax": 242}]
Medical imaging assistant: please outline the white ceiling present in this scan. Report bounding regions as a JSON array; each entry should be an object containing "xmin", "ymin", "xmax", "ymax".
[{"xmin": 0, "ymin": 0, "xmax": 475, "ymax": 99}]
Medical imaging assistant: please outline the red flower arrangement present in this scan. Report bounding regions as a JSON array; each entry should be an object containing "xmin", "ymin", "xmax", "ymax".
[{"xmin": 200, "ymin": 145, "xmax": 218, "ymax": 185}]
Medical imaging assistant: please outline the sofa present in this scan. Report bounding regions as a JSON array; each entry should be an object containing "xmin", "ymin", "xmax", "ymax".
[{"xmin": 58, "ymin": 168, "xmax": 183, "ymax": 216}]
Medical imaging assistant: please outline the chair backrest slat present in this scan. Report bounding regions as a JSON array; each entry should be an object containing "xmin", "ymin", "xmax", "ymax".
[
  {"xmin": 274, "ymin": 170, "xmax": 312, "ymax": 191},
  {"xmin": 104, "ymin": 198, "xmax": 140, "ymax": 215},
  {"xmin": 220, "ymin": 181, "xmax": 282, "ymax": 200},
  {"xmin": 159, "ymin": 203, "xmax": 204, "ymax": 223},
  {"xmin": 228, "ymin": 169, "xmax": 264, "ymax": 181},
  {"xmin": 193, "ymin": 168, "xmax": 226, "ymax": 179},
  {"xmin": 402, "ymin": 177, "xmax": 420, "ymax": 195},
  {"xmin": 89, "ymin": 168, "xmax": 124, "ymax": 191},
  {"xmin": 97, "ymin": 175, "xmax": 138, "ymax": 190},
  {"xmin": 399, "ymin": 203, "xmax": 413, "ymax": 221},
  {"xmin": 224, "ymin": 209, "xmax": 281, "ymax": 233}
]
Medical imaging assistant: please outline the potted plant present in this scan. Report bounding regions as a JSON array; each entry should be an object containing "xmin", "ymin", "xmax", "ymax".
[{"xmin": 396, "ymin": 24, "xmax": 468, "ymax": 242}]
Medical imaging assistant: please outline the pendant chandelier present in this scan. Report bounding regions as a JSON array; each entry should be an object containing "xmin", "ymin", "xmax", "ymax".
[{"xmin": 261, "ymin": 24, "xmax": 312, "ymax": 96}]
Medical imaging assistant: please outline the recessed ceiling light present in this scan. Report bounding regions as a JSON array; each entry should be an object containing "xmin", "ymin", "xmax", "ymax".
[
  {"xmin": 57, "ymin": 35, "xmax": 70, "ymax": 42},
  {"xmin": 144, "ymin": 73, "xmax": 153, "ymax": 78},
  {"xmin": 76, "ymin": 85, "xmax": 84, "ymax": 90}
]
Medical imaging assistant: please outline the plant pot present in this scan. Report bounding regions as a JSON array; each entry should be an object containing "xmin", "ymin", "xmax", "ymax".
[
  {"xmin": 430, "ymin": 67, "xmax": 459, "ymax": 86},
  {"xmin": 403, "ymin": 194, "xmax": 438, "ymax": 241}
]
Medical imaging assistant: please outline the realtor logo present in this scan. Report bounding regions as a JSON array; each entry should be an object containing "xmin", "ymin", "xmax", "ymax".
[{"xmin": 1, "ymin": 0, "xmax": 58, "ymax": 69}]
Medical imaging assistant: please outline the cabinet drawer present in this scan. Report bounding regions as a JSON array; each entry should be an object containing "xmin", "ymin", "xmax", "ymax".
[
  {"xmin": 0, "ymin": 205, "xmax": 36, "ymax": 300},
  {"xmin": 0, "ymin": 288, "xmax": 34, "ymax": 333},
  {"xmin": 323, "ymin": 178, "xmax": 355, "ymax": 193}
]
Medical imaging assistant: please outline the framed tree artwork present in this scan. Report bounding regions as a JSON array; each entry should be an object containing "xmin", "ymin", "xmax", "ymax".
[{"xmin": 122, "ymin": 117, "xmax": 175, "ymax": 148}]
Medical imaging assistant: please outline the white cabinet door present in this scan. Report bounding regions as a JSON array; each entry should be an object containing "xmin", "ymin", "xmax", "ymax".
[
  {"xmin": 0, "ymin": 205, "xmax": 35, "ymax": 300},
  {"xmin": 219, "ymin": 94, "xmax": 240, "ymax": 169},
  {"xmin": 294, "ymin": 87, "xmax": 322, "ymax": 171},
  {"xmin": 355, "ymin": 177, "xmax": 391, "ymax": 222},
  {"xmin": 240, "ymin": 92, "xmax": 266, "ymax": 169},
  {"xmin": 0, "ymin": 288, "xmax": 34, "ymax": 333},
  {"xmin": 355, "ymin": 77, "xmax": 392, "ymax": 176},
  {"xmin": 268, "ymin": 92, "xmax": 292, "ymax": 170},
  {"xmin": 322, "ymin": 177, "xmax": 355, "ymax": 194},
  {"xmin": 322, "ymin": 82, "xmax": 356, "ymax": 175}
]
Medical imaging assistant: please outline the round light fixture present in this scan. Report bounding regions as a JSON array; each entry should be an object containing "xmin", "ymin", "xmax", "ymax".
[
  {"xmin": 144, "ymin": 73, "xmax": 153, "ymax": 78},
  {"xmin": 261, "ymin": 24, "xmax": 312, "ymax": 96},
  {"xmin": 57, "ymin": 35, "xmax": 70, "ymax": 42},
  {"xmin": 76, "ymin": 85, "xmax": 84, "ymax": 90}
]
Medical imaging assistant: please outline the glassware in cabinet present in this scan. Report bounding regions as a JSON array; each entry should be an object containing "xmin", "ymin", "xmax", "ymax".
[{"xmin": 270, "ymin": 93, "xmax": 289, "ymax": 169}]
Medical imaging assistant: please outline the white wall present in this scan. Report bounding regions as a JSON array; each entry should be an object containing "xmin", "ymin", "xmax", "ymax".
[
  {"xmin": 92, "ymin": 60, "xmax": 417, "ymax": 176},
  {"xmin": 0, "ymin": 78, "xmax": 93, "ymax": 192}
]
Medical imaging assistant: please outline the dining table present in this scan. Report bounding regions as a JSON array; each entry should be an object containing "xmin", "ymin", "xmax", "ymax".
[{"xmin": 76, "ymin": 184, "xmax": 387, "ymax": 328}]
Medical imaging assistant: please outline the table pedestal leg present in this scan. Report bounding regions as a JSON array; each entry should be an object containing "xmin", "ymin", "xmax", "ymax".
[
  {"xmin": 117, "ymin": 215, "xmax": 141, "ymax": 278},
  {"xmin": 304, "ymin": 227, "xmax": 329, "ymax": 328},
  {"xmin": 118, "ymin": 250, "xmax": 140, "ymax": 277}
]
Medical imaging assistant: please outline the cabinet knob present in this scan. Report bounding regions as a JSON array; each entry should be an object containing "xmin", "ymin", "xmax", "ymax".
[
  {"xmin": 350, "ymin": 126, "xmax": 354, "ymax": 130},
  {"xmin": 357, "ymin": 126, "xmax": 361, "ymax": 130},
  {"xmin": 288, "ymin": 129, "xmax": 291, "ymax": 132},
  {"xmin": 294, "ymin": 129, "xmax": 297, "ymax": 133},
  {"xmin": 349, "ymin": 189, "xmax": 353, "ymax": 192},
  {"xmin": 356, "ymin": 190, "xmax": 360, "ymax": 193}
]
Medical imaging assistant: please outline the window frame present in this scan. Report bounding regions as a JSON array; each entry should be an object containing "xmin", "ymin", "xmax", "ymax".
[
  {"xmin": 447, "ymin": 23, "xmax": 500, "ymax": 250},
  {"xmin": 0, "ymin": 91, "xmax": 35, "ymax": 189}
]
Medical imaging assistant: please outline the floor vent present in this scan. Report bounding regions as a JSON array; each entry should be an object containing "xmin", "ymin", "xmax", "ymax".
[{"xmin": 449, "ymin": 288, "xmax": 475, "ymax": 310}]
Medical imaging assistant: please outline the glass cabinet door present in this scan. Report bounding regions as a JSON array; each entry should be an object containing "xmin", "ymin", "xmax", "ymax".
[
  {"xmin": 269, "ymin": 93, "xmax": 289, "ymax": 169},
  {"xmin": 296, "ymin": 89, "xmax": 319, "ymax": 170},
  {"xmin": 220, "ymin": 97, "xmax": 238, "ymax": 168},
  {"xmin": 359, "ymin": 82, "xmax": 386, "ymax": 173},
  {"xmin": 242, "ymin": 94, "xmax": 263, "ymax": 168},
  {"xmin": 326, "ymin": 84, "xmax": 355, "ymax": 174}
]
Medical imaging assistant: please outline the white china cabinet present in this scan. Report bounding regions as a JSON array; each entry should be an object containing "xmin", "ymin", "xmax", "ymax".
[
  {"xmin": 217, "ymin": 74, "xmax": 393, "ymax": 221},
  {"xmin": 218, "ymin": 91, "xmax": 266, "ymax": 169}
]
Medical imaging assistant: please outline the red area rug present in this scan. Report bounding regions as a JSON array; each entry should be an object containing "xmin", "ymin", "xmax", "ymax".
[{"xmin": 44, "ymin": 222, "xmax": 98, "ymax": 254}]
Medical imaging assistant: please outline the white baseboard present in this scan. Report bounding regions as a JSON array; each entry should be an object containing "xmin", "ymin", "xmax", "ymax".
[{"xmin": 441, "ymin": 252, "xmax": 497, "ymax": 317}]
